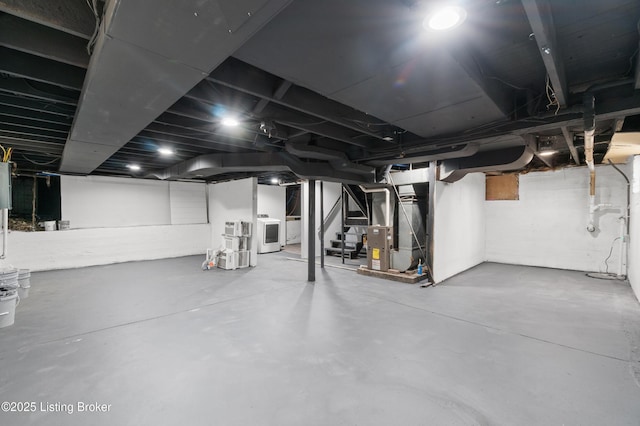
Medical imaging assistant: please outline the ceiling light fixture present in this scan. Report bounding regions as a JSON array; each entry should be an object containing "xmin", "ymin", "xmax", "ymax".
[
  {"xmin": 424, "ymin": 5, "xmax": 467, "ymax": 31},
  {"xmin": 158, "ymin": 147, "xmax": 174, "ymax": 156},
  {"xmin": 221, "ymin": 117, "xmax": 239, "ymax": 127},
  {"xmin": 127, "ymin": 164, "xmax": 141, "ymax": 171},
  {"xmin": 271, "ymin": 177, "xmax": 279, "ymax": 184}
]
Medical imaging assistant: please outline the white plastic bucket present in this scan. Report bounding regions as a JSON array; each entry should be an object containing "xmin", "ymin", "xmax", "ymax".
[
  {"xmin": 44, "ymin": 221, "xmax": 56, "ymax": 231},
  {"xmin": 18, "ymin": 269, "xmax": 30, "ymax": 299},
  {"xmin": 0, "ymin": 290, "xmax": 17, "ymax": 328},
  {"xmin": 0, "ymin": 268, "xmax": 18, "ymax": 289},
  {"xmin": 57, "ymin": 220, "xmax": 70, "ymax": 230}
]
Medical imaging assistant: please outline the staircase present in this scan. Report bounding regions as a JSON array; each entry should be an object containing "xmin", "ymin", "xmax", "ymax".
[
  {"xmin": 320, "ymin": 184, "xmax": 370, "ymax": 260},
  {"xmin": 325, "ymin": 227, "xmax": 367, "ymax": 259}
]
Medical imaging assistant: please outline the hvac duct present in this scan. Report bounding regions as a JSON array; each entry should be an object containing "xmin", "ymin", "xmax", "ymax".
[
  {"xmin": 439, "ymin": 145, "xmax": 534, "ymax": 183},
  {"xmin": 358, "ymin": 185, "xmax": 390, "ymax": 227},
  {"xmin": 151, "ymin": 152, "xmax": 374, "ymax": 184},
  {"xmin": 284, "ymin": 140, "xmax": 373, "ymax": 176}
]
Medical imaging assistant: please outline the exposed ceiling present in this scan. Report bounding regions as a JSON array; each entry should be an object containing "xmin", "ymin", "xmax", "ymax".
[{"xmin": 1, "ymin": 0, "xmax": 640, "ymax": 184}]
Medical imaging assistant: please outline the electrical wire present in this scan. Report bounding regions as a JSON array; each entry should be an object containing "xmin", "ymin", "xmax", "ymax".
[
  {"xmin": 344, "ymin": 118, "xmax": 390, "ymax": 128},
  {"xmin": 279, "ymin": 119, "xmax": 328, "ymax": 127},
  {"xmin": 286, "ymin": 188, "xmax": 300, "ymax": 216},
  {"xmin": 20, "ymin": 154, "xmax": 60, "ymax": 166},
  {"xmin": 471, "ymin": 53, "xmax": 530, "ymax": 91},
  {"xmin": 604, "ymin": 237, "xmax": 621, "ymax": 274},
  {"xmin": 545, "ymin": 74, "xmax": 561, "ymax": 115},
  {"xmin": 625, "ymin": 47, "xmax": 638, "ymax": 77},
  {"xmin": 1, "ymin": 145, "xmax": 13, "ymax": 162},
  {"xmin": 85, "ymin": 0, "xmax": 100, "ymax": 55}
]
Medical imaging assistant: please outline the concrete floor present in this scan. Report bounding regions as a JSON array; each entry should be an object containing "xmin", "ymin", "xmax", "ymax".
[
  {"xmin": 284, "ymin": 244, "xmax": 368, "ymax": 269},
  {"xmin": 1, "ymin": 256, "xmax": 639, "ymax": 425}
]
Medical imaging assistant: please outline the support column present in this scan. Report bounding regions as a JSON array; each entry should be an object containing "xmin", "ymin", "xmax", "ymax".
[
  {"xmin": 308, "ymin": 179, "xmax": 316, "ymax": 282},
  {"xmin": 427, "ymin": 162, "xmax": 436, "ymax": 282},
  {"xmin": 341, "ymin": 185, "xmax": 345, "ymax": 264},
  {"xmin": 320, "ymin": 181, "xmax": 324, "ymax": 269}
]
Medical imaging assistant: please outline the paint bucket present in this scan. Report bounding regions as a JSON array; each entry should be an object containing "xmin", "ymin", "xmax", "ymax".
[
  {"xmin": 44, "ymin": 221, "xmax": 56, "ymax": 231},
  {"xmin": 57, "ymin": 220, "xmax": 70, "ymax": 230},
  {"xmin": 18, "ymin": 269, "xmax": 31, "ymax": 299},
  {"xmin": 0, "ymin": 268, "xmax": 18, "ymax": 289},
  {"xmin": 0, "ymin": 289, "xmax": 17, "ymax": 328}
]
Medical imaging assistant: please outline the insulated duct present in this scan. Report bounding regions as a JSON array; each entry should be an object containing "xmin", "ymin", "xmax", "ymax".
[
  {"xmin": 365, "ymin": 143, "xmax": 479, "ymax": 166},
  {"xmin": 438, "ymin": 145, "xmax": 534, "ymax": 183},
  {"xmin": 151, "ymin": 152, "xmax": 374, "ymax": 184},
  {"xmin": 358, "ymin": 184, "xmax": 390, "ymax": 227},
  {"xmin": 284, "ymin": 140, "xmax": 373, "ymax": 176}
]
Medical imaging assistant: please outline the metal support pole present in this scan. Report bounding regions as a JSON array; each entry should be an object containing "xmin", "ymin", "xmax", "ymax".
[
  {"xmin": 320, "ymin": 181, "xmax": 324, "ymax": 269},
  {"xmin": 341, "ymin": 185, "xmax": 345, "ymax": 264},
  {"xmin": 308, "ymin": 179, "xmax": 316, "ymax": 282},
  {"xmin": 1, "ymin": 209, "xmax": 8, "ymax": 259},
  {"xmin": 427, "ymin": 162, "xmax": 436, "ymax": 282}
]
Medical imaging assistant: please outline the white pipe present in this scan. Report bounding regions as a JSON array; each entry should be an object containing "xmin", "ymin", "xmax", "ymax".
[
  {"xmin": 585, "ymin": 128, "xmax": 597, "ymax": 232},
  {"xmin": 358, "ymin": 186, "xmax": 390, "ymax": 227},
  {"xmin": 1, "ymin": 208, "xmax": 7, "ymax": 259},
  {"xmin": 588, "ymin": 203, "xmax": 620, "ymax": 233},
  {"xmin": 617, "ymin": 216, "xmax": 627, "ymax": 278}
]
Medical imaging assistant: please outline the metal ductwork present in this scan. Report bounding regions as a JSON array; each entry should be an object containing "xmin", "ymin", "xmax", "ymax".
[
  {"xmin": 439, "ymin": 144, "xmax": 534, "ymax": 183},
  {"xmin": 358, "ymin": 184, "xmax": 391, "ymax": 227},
  {"xmin": 365, "ymin": 143, "xmax": 479, "ymax": 166},
  {"xmin": 365, "ymin": 134, "xmax": 528, "ymax": 167},
  {"xmin": 59, "ymin": 0, "xmax": 292, "ymax": 174},
  {"xmin": 151, "ymin": 152, "xmax": 374, "ymax": 184},
  {"xmin": 284, "ymin": 140, "xmax": 373, "ymax": 176}
]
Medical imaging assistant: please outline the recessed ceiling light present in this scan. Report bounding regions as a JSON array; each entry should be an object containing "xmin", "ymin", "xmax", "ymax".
[
  {"xmin": 158, "ymin": 147, "xmax": 174, "ymax": 156},
  {"xmin": 271, "ymin": 177, "xmax": 279, "ymax": 184},
  {"xmin": 221, "ymin": 117, "xmax": 239, "ymax": 127},
  {"xmin": 127, "ymin": 164, "xmax": 141, "ymax": 171},
  {"xmin": 424, "ymin": 6, "xmax": 467, "ymax": 31},
  {"xmin": 538, "ymin": 150, "xmax": 557, "ymax": 157}
]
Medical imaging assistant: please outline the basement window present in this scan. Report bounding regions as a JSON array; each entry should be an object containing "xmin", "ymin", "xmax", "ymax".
[
  {"xmin": 486, "ymin": 174, "xmax": 519, "ymax": 201},
  {"xmin": 10, "ymin": 175, "xmax": 61, "ymax": 230}
]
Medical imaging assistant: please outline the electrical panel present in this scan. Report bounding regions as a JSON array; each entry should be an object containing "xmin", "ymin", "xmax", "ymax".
[{"xmin": 0, "ymin": 162, "xmax": 11, "ymax": 210}]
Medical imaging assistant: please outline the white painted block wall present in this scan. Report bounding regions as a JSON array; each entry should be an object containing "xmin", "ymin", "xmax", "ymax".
[
  {"xmin": 257, "ymin": 184, "xmax": 286, "ymax": 247},
  {"xmin": 2, "ymin": 225, "xmax": 210, "ymax": 271},
  {"xmin": 208, "ymin": 178, "xmax": 258, "ymax": 266},
  {"xmin": 629, "ymin": 156, "xmax": 640, "ymax": 303},
  {"xmin": 485, "ymin": 165, "xmax": 630, "ymax": 273},
  {"xmin": 169, "ymin": 181, "xmax": 207, "ymax": 224},
  {"xmin": 286, "ymin": 219, "xmax": 301, "ymax": 245},
  {"xmin": 1, "ymin": 175, "xmax": 211, "ymax": 271},
  {"xmin": 61, "ymin": 175, "xmax": 171, "ymax": 228},
  {"xmin": 433, "ymin": 173, "xmax": 486, "ymax": 283}
]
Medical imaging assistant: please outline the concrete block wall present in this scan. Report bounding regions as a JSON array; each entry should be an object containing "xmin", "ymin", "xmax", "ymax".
[
  {"xmin": 1, "ymin": 175, "xmax": 211, "ymax": 271},
  {"xmin": 629, "ymin": 156, "xmax": 640, "ymax": 303},
  {"xmin": 485, "ymin": 165, "xmax": 630, "ymax": 273},
  {"xmin": 2, "ymin": 224, "xmax": 210, "ymax": 271},
  {"xmin": 433, "ymin": 173, "xmax": 486, "ymax": 283},
  {"xmin": 208, "ymin": 178, "xmax": 258, "ymax": 266}
]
